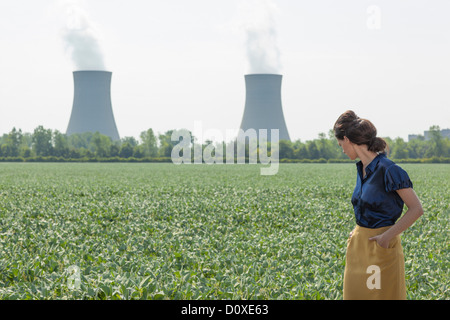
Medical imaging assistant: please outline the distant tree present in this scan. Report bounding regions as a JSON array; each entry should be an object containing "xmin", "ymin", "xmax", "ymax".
[
  {"xmin": 53, "ymin": 130, "xmax": 69, "ymax": 157},
  {"xmin": 132, "ymin": 145, "xmax": 145, "ymax": 158},
  {"xmin": 91, "ymin": 132, "xmax": 112, "ymax": 157},
  {"xmin": 407, "ymin": 138, "xmax": 428, "ymax": 159},
  {"xmin": 427, "ymin": 125, "xmax": 444, "ymax": 157},
  {"xmin": 22, "ymin": 132, "xmax": 33, "ymax": 148},
  {"xmin": 391, "ymin": 138, "xmax": 409, "ymax": 159},
  {"xmin": 32, "ymin": 126, "xmax": 53, "ymax": 156},
  {"xmin": 20, "ymin": 146, "xmax": 32, "ymax": 158},
  {"xmin": 67, "ymin": 132, "xmax": 93, "ymax": 150},
  {"xmin": 158, "ymin": 129, "xmax": 193, "ymax": 158},
  {"xmin": 68, "ymin": 148, "xmax": 81, "ymax": 159},
  {"xmin": 158, "ymin": 130, "xmax": 175, "ymax": 157},
  {"xmin": 121, "ymin": 136, "xmax": 139, "ymax": 147},
  {"xmin": 316, "ymin": 132, "xmax": 334, "ymax": 159},
  {"xmin": 119, "ymin": 142, "xmax": 134, "ymax": 158},
  {"xmin": 78, "ymin": 147, "xmax": 94, "ymax": 158},
  {"xmin": 293, "ymin": 141, "xmax": 308, "ymax": 160},
  {"xmin": 384, "ymin": 137, "xmax": 393, "ymax": 156},
  {"xmin": 110, "ymin": 144, "xmax": 120, "ymax": 157},
  {"xmin": 140, "ymin": 128, "xmax": 158, "ymax": 157},
  {"xmin": 279, "ymin": 140, "xmax": 294, "ymax": 159},
  {"xmin": 306, "ymin": 141, "xmax": 320, "ymax": 159},
  {"xmin": 442, "ymin": 138, "xmax": 450, "ymax": 157},
  {"xmin": 0, "ymin": 128, "xmax": 23, "ymax": 157},
  {"xmin": 327, "ymin": 129, "xmax": 345, "ymax": 159}
]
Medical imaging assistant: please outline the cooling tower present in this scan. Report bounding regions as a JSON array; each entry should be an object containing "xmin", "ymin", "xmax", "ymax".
[
  {"xmin": 239, "ymin": 74, "xmax": 290, "ymax": 142},
  {"xmin": 66, "ymin": 70, "xmax": 120, "ymax": 141}
]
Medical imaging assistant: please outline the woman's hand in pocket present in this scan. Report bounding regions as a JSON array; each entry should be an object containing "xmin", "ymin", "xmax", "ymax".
[{"xmin": 369, "ymin": 234, "xmax": 390, "ymax": 249}]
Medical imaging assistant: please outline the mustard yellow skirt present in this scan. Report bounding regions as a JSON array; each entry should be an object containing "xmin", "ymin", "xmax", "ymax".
[{"xmin": 343, "ymin": 225, "xmax": 406, "ymax": 300}]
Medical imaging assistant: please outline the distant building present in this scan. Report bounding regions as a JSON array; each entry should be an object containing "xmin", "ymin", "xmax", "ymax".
[
  {"xmin": 424, "ymin": 128, "xmax": 450, "ymax": 140},
  {"xmin": 408, "ymin": 134, "xmax": 421, "ymax": 141},
  {"xmin": 409, "ymin": 128, "xmax": 450, "ymax": 142},
  {"xmin": 66, "ymin": 70, "xmax": 120, "ymax": 141},
  {"xmin": 239, "ymin": 74, "xmax": 291, "ymax": 142}
]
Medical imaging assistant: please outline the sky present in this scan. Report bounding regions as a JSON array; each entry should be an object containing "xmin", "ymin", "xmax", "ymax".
[{"xmin": 0, "ymin": 0, "xmax": 449, "ymax": 143}]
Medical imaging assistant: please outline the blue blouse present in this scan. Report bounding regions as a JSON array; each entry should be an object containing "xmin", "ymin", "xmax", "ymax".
[{"xmin": 351, "ymin": 153, "xmax": 413, "ymax": 228}]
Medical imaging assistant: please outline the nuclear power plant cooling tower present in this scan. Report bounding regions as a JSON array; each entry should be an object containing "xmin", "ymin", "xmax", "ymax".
[
  {"xmin": 239, "ymin": 74, "xmax": 290, "ymax": 142},
  {"xmin": 66, "ymin": 70, "xmax": 120, "ymax": 141}
]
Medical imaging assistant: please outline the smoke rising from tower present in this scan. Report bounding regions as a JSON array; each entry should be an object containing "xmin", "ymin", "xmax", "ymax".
[
  {"xmin": 238, "ymin": 0, "xmax": 282, "ymax": 74},
  {"xmin": 235, "ymin": 1, "xmax": 289, "ymax": 142},
  {"xmin": 60, "ymin": 0, "xmax": 106, "ymax": 71}
]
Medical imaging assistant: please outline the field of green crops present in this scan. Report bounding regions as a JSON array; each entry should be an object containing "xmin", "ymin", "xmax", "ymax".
[{"xmin": 0, "ymin": 162, "xmax": 448, "ymax": 300}]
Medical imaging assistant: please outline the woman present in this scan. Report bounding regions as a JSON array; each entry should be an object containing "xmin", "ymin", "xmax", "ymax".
[{"xmin": 334, "ymin": 110, "xmax": 423, "ymax": 300}]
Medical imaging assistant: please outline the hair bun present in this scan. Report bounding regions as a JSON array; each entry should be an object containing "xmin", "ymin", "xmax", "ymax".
[{"xmin": 334, "ymin": 110, "xmax": 389, "ymax": 154}]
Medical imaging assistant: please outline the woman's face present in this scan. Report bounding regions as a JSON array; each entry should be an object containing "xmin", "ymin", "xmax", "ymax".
[{"xmin": 338, "ymin": 137, "xmax": 357, "ymax": 160}]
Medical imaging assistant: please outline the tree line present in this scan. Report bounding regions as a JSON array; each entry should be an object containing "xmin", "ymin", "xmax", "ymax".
[{"xmin": 0, "ymin": 125, "xmax": 449, "ymax": 163}]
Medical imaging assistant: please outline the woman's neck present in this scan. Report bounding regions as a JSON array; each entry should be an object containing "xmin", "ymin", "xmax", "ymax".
[{"xmin": 355, "ymin": 146, "xmax": 378, "ymax": 169}]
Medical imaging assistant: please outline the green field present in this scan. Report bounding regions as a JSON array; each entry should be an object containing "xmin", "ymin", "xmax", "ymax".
[{"xmin": 0, "ymin": 163, "xmax": 448, "ymax": 300}]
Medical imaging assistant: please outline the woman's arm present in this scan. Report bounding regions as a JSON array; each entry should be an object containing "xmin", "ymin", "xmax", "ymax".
[{"xmin": 369, "ymin": 188, "xmax": 424, "ymax": 248}]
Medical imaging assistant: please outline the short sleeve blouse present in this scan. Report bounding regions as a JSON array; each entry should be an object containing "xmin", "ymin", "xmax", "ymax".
[{"xmin": 351, "ymin": 153, "xmax": 413, "ymax": 228}]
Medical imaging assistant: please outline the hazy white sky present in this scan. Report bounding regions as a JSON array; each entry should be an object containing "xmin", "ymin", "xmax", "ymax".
[{"xmin": 0, "ymin": 0, "xmax": 449, "ymax": 142}]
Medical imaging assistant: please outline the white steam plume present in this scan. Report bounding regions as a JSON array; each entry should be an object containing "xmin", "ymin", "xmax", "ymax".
[
  {"xmin": 60, "ymin": 0, "xmax": 107, "ymax": 71},
  {"xmin": 238, "ymin": 0, "xmax": 282, "ymax": 74}
]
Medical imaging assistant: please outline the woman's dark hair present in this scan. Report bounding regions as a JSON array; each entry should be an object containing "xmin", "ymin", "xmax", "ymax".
[{"xmin": 334, "ymin": 110, "xmax": 388, "ymax": 154}]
